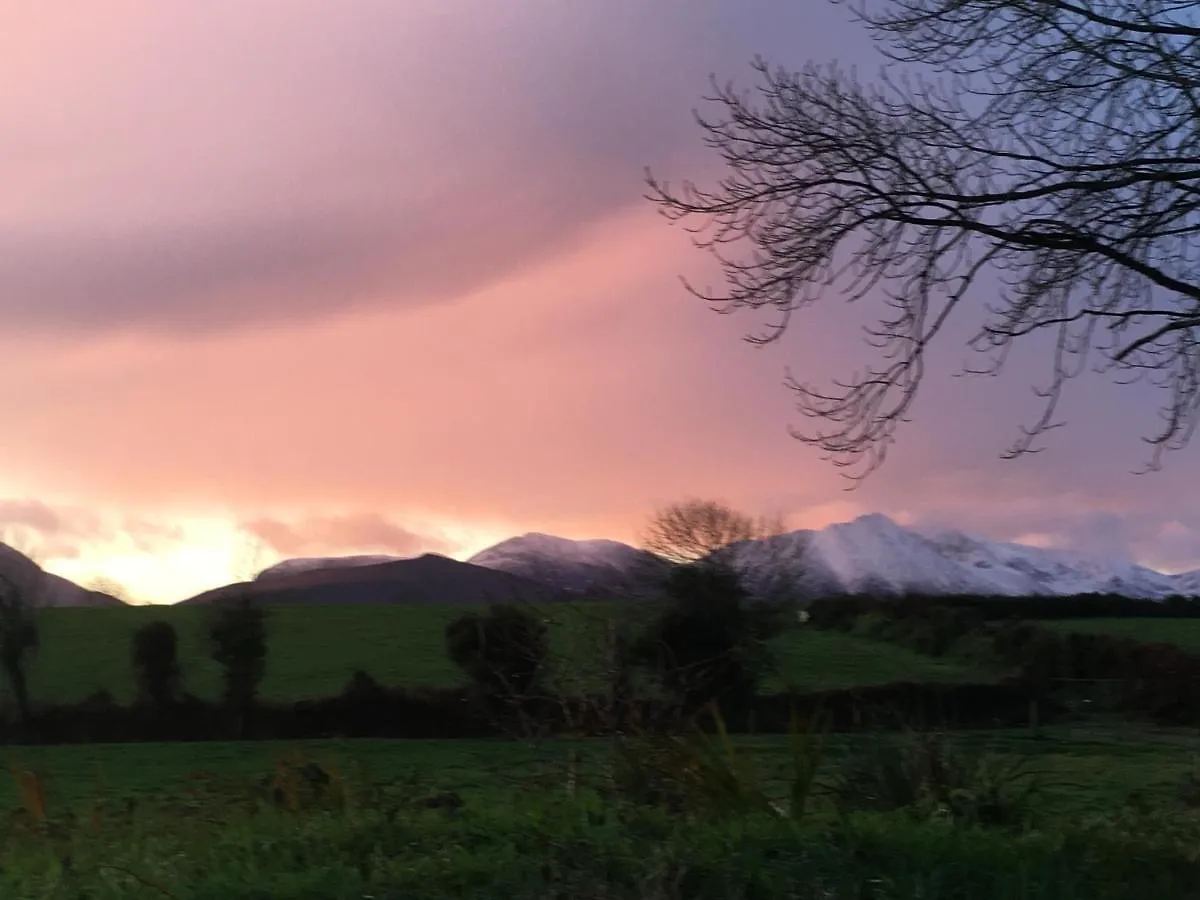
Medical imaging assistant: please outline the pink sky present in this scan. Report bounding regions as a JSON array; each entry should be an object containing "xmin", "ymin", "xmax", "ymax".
[{"xmin": 2, "ymin": 2, "xmax": 1199, "ymax": 602}]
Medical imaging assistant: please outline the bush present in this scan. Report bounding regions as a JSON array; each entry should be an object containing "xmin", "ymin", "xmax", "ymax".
[
  {"xmin": 207, "ymin": 595, "xmax": 268, "ymax": 731},
  {"xmin": 631, "ymin": 562, "xmax": 784, "ymax": 717},
  {"xmin": 341, "ymin": 668, "xmax": 387, "ymax": 703},
  {"xmin": 445, "ymin": 604, "xmax": 549, "ymax": 698},
  {"xmin": 131, "ymin": 620, "xmax": 182, "ymax": 708}
]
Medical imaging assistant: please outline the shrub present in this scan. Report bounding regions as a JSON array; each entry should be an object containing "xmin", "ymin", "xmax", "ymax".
[
  {"xmin": 341, "ymin": 668, "xmax": 387, "ymax": 703},
  {"xmin": 631, "ymin": 562, "xmax": 784, "ymax": 717},
  {"xmin": 445, "ymin": 604, "xmax": 549, "ymax": 698},
  {"xmin": 130, "ymin": 620, "xmax": 182, "ymax": 708},
  {"xmin": 207, "ymin": 595, "xmax": 268, "ymax": 730}
]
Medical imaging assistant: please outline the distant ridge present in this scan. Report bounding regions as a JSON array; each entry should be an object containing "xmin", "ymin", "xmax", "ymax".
[
  {"xmin": 177, "ymin": 513, "xmax": 1200, "ymax": 607},
  {"xmin": 178, "ymin": 552, "xmax": 573, "ymax": 606},
  {"xmin": 0, "ymin": 544, "xmax": 123, "ymax": 608}
]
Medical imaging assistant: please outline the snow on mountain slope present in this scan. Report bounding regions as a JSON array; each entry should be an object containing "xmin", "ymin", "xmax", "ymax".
[
  {"xmin": 467, "ymin": 533, "xmax": 665, "ymax": 595},
  {"xmin": 1171, "ymin": 569, "xmax": 1200, "ymax": 597},
  {"xmin": 730, "ymin": 514, "xmax": 1198, "ymax": 600},
  {"xmin": 470, "ymin": 533, "xmax": 642, "ymax": 568},
  {"xmin": 731, "ymin": 514, "xmax": 1018, "ymax": 599},
  {"xmin": 256, "ymin": 555, "xmax": 403, "ymax": 581},
  {"xmin": 273, "ymin": 515, "xmax": 1200, "ymax": 603},
  {"xmin": 921, "ymin": 528, "xmax": 1182, "ymax": 598},
  {"xmin": 809, "ymin": 514, "xmax": 1001, "ymax": 595}
]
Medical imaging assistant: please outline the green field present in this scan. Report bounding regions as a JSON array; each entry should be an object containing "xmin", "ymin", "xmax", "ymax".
[
  {"xmin": 1042, "ymin": 618, "xmax": 1200, "ymax": 653},
  {"xmin": 2, "ymin": 729, "xmax": 1199, "ymax": 898},
  {"xmin": 4, "ymin": 727, "xmax": 1196, "ymax": 817},
  {"xmin": 22, "ymin": 604, "xmax": 999, "ymax": 705}
]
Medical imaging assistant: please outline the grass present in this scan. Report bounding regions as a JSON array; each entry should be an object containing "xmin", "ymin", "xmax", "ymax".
[
  {"xmin": 23, "ymin": 604, "xmax": 999, "ymax": 705},
  {"xmin": 2, "ymin": 728, "xmax": 1200, "ymax": 898},
  {"xmin": 7, "ymin": 798, "xmax": 1197, "ymax": 899},
  {"xmin": 3, "ymin": 726, "xmax": 1196, "ymax": 817},
  {"xmin": 764, "ymin": 628, "xmax": 993, "ymax": 691},
  {"xmin": 1042, "ymin": 618, "xmax": 1200, "ymax": 653}
]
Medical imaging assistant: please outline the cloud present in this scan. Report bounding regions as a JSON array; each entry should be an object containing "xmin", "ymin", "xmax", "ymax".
[
  {"xmin": 5, "ymin": 0, "xmax": 1200, "ymax": 600},
  {"xmin": 0, "ymin": 1, "xmax": 848, "ymax": 338},
  {"xmin": 0, "ymin": 499, "xmax": 111, "ymax": 559},
  {"xmin": 244, "ymin": 513, "xmax": 454, "ymax": 560},
  {"xmin": 0, "ymin": 499, "xmax": 68, "ymax": 536},
  {"xmin": 0, "ymin": 499, "xmax": 199, "ymax": 563}
]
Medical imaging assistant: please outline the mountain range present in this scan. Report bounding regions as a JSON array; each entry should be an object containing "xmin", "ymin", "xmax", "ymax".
[
  {"xmin": 725, "ymin": 514, "xmax": 1200, "ymax": 601},
  {"xmin": 178, "ymin": 553, "xmax": 573, "ymax": 607},
  {"xmin": 192, "ymin": 512, "xmax": 1200, "ymax": 607},
  {"xmin": 462, "ymin": 514, "xmax": 1200, "ymax": 602},
  {"xmin": 12, "ymin": 512, "xmax": 1200, "ymax": 607}
]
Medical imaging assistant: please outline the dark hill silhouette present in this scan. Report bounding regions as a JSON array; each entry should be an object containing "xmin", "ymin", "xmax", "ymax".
[
  {"xmin": 177, "ymin": 553, "xmax": 573, "ymax": 606},
  {"xmin": 0, "ymin": 544, "xmax": 124, "ymax": 607}
]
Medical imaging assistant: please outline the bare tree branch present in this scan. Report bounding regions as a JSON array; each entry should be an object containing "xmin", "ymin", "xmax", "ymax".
[
  {"xmin": 648, "ymin": 0, "xmax": 1200, "ymax": 480},
  {"xmin": 640, "ymin": 499, "xmax": 785, "ymax": 565}
]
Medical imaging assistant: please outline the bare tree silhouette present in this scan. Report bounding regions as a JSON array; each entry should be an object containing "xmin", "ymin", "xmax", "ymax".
[
  {"xmin": 640, "ymin": 499, "xmax": 784, "ymax": 566},
  {"xmin": 647, "ymin": 0, "xmax": 1200, "ymax": 480}
]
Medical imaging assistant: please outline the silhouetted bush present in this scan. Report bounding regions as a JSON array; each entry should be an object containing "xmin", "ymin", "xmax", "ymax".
[
  {"xmin": 341, "ymin": 668, "xmax": 387, "ymax": 703},
  {"xmin": 207, "ymin": 595, "xmax": 268, "ymax": 730},
  {"xmin": 632, "ymin": 562, "xmax": 786, "ymax": 717},
  {"xmin": 131, "ymin": 620, "xmax": 182, "ymax": 708},
  {"xmin": 445, "ymin": 604, "xmax": 549, "ymax": 698}
]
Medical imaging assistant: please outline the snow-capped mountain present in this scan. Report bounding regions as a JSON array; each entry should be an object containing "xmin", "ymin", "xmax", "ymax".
[
  {"xmin": 467, "ymin": 533, "xmax": 666, "ymax": 597},
  {"xmin": 1170, "ymin": 569, "xmax": 1200, "ymax": 597},
  {"xmin": 256, "ymin": 555, "xmax": 403, "ymax": 581},
  {"xmin": 467, "ymin": 514, "xmax": 1200, "ymax": 601},
  {"xmin": 730, "ymin": 514, "xmax": 1004, "ymax": 600},
  {"xmin": 729, "ymin": 514, "xmax": 1191, "ymax": 601},
  {"xmin": 919, "ymin": 528, "xmax": 1182, "ymax": 598}
]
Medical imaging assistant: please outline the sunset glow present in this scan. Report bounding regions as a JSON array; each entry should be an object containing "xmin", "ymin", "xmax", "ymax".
[{"xmin": 1, "ymin": 2, "xmax": 1199, "ymax": 603}]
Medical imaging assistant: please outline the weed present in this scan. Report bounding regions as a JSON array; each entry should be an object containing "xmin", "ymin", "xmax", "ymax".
[
  {"xmin": 613, "ymin": 703, "xmax": 828, "ymax": 822},
  {"xmin": 828, "ymin": 730, "xmax": 1041, "ymax": 827},
  {"xmin": 9, "ymin": 764, "xmax": 46, "ymax": 826}
]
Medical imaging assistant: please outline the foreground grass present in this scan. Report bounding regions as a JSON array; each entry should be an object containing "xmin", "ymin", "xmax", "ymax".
[
  {"xmin": 4, "ymin": 726, "xmax": 1196, "ymax": 818},
  {"xmin": 3, "ymin": 730, "xmax": 1199, "ymax": 898},
  {"xmin": 7, "ymin": 801, "xmax": 1200, "ymax": 900},
  {"xmin": 1042, "ymin": 617, "xmax": 1200, "ymax": 653},
  {"xmin": 25, "ymin": 604, "xmax": 998, "ymax": 705}
]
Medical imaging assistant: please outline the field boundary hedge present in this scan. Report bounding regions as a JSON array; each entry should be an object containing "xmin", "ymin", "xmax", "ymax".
[
  {"xmin": 806, "ymin": 595, "xmax": 1200, "ymax": 724},
  {"xmin": 0, "ymin": 675, "xmax": 1049, "ymax": 745}
]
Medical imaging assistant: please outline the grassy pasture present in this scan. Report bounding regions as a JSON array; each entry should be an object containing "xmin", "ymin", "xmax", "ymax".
[
  {"xmin": 2, "ymin": 725, "xmax": 1198, "ymax": 897},
  {"xmin": 1041, "ymin": 617, "xmax": 1200, "ymax": 653},
  {"xmin": 4, "ymin": 726, "xmax": 1196, "ymax": 818},
  {"xmin": 22, "ymin": 603, "xmax": 999, "ymax": 705},
  {"xmin": 3, "ymin": 775, "xmax": 1196, "ymax": 900}
]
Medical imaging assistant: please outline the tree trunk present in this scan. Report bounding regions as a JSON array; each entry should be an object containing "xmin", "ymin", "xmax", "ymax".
[{"xmin": 5, "ymin": 661, "xmax": 32, "ymax": 731}]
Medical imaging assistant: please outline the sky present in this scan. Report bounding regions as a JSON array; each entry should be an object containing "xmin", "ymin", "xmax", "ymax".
[{"xmin": 2, "ymin": 1, "xmax": 1199, "ymax": 603}]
